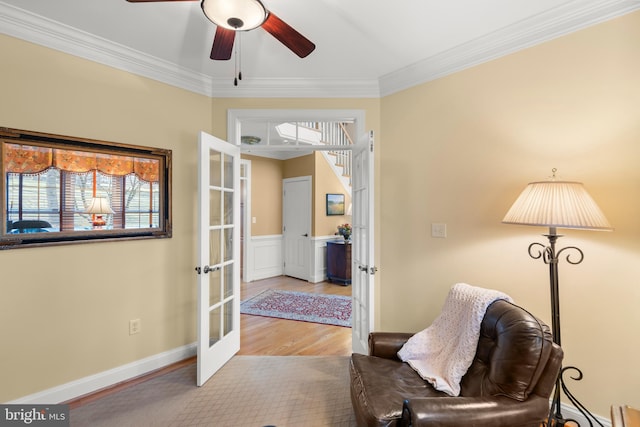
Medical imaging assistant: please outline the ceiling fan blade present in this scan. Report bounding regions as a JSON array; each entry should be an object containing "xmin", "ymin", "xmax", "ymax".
[
  {"xmin": 210, "ymin": 26, "xmax": 235, "ymax": 60},
  {"xmin": 261, "ymin": 12, "xmax": 315, "ymax": 58}
]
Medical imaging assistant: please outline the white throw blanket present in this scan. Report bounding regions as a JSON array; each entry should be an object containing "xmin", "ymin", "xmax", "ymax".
[{"xmin": 397, "ymin": 283, "xmax": 513, "ymax": 396}]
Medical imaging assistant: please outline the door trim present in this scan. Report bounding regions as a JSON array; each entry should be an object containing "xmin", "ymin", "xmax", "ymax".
[
  {"xmin": 228, "ymin": 109, "xmax": 374, "ymax": 353},
  {"xmin": 241, "ymin": 159, "xmax": 251, "ymax": 282}
]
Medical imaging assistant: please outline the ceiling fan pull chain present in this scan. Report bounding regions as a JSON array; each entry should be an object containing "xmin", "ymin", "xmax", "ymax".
[
  {"xmin": 231, "ymin": 33, "xmax": 243, "ymax": 86},
  {"xmin": 233, "ymin": 33, "xmax": 239, "ymax": 86},
  {"xmin": 238, "ymin": 32, "xmax": 243, "ymax": 81}
]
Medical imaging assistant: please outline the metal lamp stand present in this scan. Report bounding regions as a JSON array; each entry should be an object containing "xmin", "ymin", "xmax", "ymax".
[{"xmin": 528, "ymin": 227, "xmax": 604, "ymax": 427}]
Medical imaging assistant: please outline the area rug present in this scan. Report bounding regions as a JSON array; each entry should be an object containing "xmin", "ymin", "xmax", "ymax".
[
  {"xmin": 240, "ymin": 289, "xmax": 352, "ymax": 327},
  {"xmin": 70, "ymin": 356, "xmax": 357, "ymax": 426}
]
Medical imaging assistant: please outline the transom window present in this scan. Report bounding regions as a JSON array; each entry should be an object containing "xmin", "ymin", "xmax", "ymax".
[{"xmin": 1, "ymin": 128, "xmax": 172, "ymax": 248}]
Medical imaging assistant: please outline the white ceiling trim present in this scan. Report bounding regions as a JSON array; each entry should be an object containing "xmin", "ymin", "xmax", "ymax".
[
  {"xmin": 2, "ymin": 1, "xmax": 639, "ymax": 99},
  {"xmin": 211, "ymin": 77, "xmax": 380, "ymax": 98},
  {"xmin": 380, "ymin": 0, "xmax": 640, "ymax": 96},
  {"xmin": 0, "ymin": 2, "xmax": 216, "ymax": 97},
  {"xmin": 0, "ymin": 2, "xmax": 379, "ymax": 98}
]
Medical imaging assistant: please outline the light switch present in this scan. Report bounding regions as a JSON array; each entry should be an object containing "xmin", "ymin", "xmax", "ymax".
[
  {"xmin": 252, "ymin": 217, "xmax": 257, "ymax": 224},
  {"xmin": 431, "ymin": 223, "xmax": 447, "ymax": 238}
]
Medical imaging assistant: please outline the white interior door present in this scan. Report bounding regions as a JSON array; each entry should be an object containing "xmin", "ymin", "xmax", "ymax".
[
  {"xmin": 351, "ymin": 131, "xmax": 375, "ymax": 355},
  {"xmin": 196, "ymin": 131, "xmax": 241, "ymax": 386},
  {"xmin": 283, "ymin": 176, "xmax": 311, "ymax": 280}
]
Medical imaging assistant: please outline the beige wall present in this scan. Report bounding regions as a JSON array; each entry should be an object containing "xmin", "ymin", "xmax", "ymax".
[
  {"xmin": 2, "ymin": 9, "xmax": 638, "ymax": 417},
  {"xmin": 242, "ymin": 152, "xmax": 353, "ymax": 238},
  {"xmin": 380, "ymin": 11, "xmax": 640, "ymax": 415},
  {"xmin": 0, "ymin": 35, "xmax": 212, "ymax": 401},
  {"xmin": 241, "ymin": 154, "xmax": 283, "ymax": 236},
  {"xmin": 313, "ymin": 152, "xmax": 352, "ymax": 237},
  {"xmin": 0, "ymin": 36, "xmax": 380, "ymax": 402},
  {"xmin": 283, "ymin": 153, "xmax": 314, "ymax": 180}
]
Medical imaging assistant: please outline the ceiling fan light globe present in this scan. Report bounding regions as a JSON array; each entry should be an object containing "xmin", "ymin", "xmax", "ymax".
[{"xmin": 201, "ymin": 0, "xmax": 267, "ymax": 31}]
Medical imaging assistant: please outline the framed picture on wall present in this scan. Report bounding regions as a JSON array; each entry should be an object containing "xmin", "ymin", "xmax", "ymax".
[{"xmin": 326, "ymin": 193, "xmax": 345, "ymax": 216}]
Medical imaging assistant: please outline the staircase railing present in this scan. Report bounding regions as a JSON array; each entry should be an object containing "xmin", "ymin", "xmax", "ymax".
[{"xmin": 301, "ymin": 121, "xmax": 353, "ymax": 180}]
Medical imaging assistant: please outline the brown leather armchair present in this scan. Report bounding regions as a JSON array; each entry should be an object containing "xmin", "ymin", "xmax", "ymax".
[{"xmin": 349, "ymin": 300, "xmax": 563, "ymax": 426}]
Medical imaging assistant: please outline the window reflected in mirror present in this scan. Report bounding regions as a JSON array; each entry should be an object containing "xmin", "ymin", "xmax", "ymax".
[{"xmin": 1, "ymin": 128, "xmax": 172, "ymax": 248}]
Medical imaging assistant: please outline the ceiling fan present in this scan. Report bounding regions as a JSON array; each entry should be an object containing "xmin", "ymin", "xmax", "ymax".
[{"xmin": 126, "ymin": 0, "xmax": 316, "ymax": 61}]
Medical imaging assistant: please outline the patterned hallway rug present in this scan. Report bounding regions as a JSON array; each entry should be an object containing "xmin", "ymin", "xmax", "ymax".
[{"xmin": 240, "ymin": 289, "xmax": 352, "ymax": 327}]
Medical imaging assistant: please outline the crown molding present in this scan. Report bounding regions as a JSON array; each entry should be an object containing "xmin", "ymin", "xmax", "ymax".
[
  {"xmin": 2, "ymin": 1, "xmax": 639, "ymax": 99},
  {"xmin": 211, "ymin": 77, "xmax": 380, "ymax": 98},
  {"xmin": 0, "ymin": 2, "xmax": 216, "ymax": 97},
  {"xmin": 379, "ymin": 0, "xmax": 640, "ymax": 96}
]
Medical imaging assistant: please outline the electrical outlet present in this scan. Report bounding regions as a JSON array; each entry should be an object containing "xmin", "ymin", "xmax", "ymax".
[
  {"xmin": 129, "ymin": 318, "xmax": 141, "ymax": 335},
  {"xmin": 431, "ymin": 223, "xmax": 447, "ymax": 238}
]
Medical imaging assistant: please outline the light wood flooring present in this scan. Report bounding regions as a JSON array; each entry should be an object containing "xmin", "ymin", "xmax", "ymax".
[
  {"xmin": 239, "ymin": 275, "xmax": 353, "ymax": 356},
  {"xmin": 66, "ymin": 275, "xmax": 351, "ymax": 408}
]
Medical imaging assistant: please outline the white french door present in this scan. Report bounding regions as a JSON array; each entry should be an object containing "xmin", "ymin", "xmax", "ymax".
[
  {"xmin": 351, "ymin": 130, "xmax": 375, "ymax": 355},
  {"xmin": 196, "ymin": 131, "xmax": 241, "ymax": 386}
]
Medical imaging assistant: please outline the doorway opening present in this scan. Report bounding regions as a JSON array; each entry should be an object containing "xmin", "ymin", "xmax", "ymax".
[
  {"xmin": 230, "ymin": 109, "xmax": 373, "ymax": 356},
  {"xmin": 230, "ymin": 109, "xmax": 363, "ymax": 281}
]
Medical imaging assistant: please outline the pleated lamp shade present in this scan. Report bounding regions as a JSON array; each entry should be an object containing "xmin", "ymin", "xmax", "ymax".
[
  {"xmin": 86, "ymin": 196, "xmax": 114, "ymax": 215},
  {"xmin": 503, "ymin": 180, "xmax": 612, "ymax": 231}
]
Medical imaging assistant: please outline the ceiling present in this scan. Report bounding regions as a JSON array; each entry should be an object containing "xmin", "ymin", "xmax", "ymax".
[{"xmin": 1, "ymin": 0, "xmax": 638, "ymax": 99}]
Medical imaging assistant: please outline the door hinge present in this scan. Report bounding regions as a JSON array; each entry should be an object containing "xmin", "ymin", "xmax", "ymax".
[
  {"xmin": 369, "ymin": 130, "xmax": 375, "ymax": 152},
  {"xmin": 359, "ymin": 265, "xmax": 378, "ymax": 275}
]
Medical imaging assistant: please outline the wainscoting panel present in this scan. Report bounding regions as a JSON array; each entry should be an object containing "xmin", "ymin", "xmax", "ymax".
[
  {"xmin": 248, "ymin": 235, "xmax": 283, "ymax": 281},
  {"xmin": 245, "ymin": 235, "xmax": 344, "ymax": 284}
]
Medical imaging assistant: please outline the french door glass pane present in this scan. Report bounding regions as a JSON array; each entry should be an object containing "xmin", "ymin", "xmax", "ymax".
[
  {"xmin": 224, "ymin": 265, "xmax": 233, "ymax": 298},
  {"xmin": 209, "ymin": 229, "xmax": 221, "ymax": 266},
  {"xmin": 223, "ymin": 191, "xmax": 233, "ymax": 225},
  {"xmin": 208, "ymin": 267, "xmax": 221, "ymax": 307},
  {"xmin": 223, "ymin": 154, "xmax": 233, "ymax": 189},
  {"xmin": 209, "ymin": 152, "xmax": 221, "ymax": 187},
  {"xmin": 209, "ymin": 307, "xmax": 221, "ymax": 348},
  {"xmin": 210, "ymin": 190, "xmax": 221, "ymax": 225},
  {"xmin": 223, "ymin": 300, "xmax": 233, "ymax": 337},
  {"xmin": 223, "ymin": 228, "xmax": 233, "ymax": 262}
]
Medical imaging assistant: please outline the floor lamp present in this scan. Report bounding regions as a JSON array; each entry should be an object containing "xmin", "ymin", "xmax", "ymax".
[{"xmin": 502, "ymin": 169, "xmax": 612, "ymax": 427}]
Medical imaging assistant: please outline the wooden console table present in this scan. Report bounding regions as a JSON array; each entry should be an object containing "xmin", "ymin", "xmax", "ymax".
[{"xmin": 326, "ymin": 240, "xmax": 352, "ymax": 285}]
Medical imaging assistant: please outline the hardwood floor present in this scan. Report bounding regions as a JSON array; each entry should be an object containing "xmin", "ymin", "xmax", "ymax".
[
  {"xmin": 66, "ymin": 276, "xmax": 351, "ymax": 408},
  {"xmin": 239, "ymin": 275, "xmax": 353, "ymax": 356}
]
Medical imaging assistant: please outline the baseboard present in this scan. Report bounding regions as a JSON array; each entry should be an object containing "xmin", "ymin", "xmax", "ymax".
[
  {"xmin": 559, "ymin": 401, "xmax": 610, "ymax": 427},
  {"xmin": 8, "ymin": 342, "xmax": 197, "ymax": 404}
]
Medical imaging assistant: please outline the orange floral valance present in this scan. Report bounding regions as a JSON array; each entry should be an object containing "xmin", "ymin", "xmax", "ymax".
[{"xmin": 4, "ymin": 143, "xmax": 160, "ymax": 183}]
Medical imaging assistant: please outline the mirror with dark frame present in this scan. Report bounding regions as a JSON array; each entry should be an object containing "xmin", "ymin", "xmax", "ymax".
[{"xmin": 1, "ymin": 127, "xmax": 172, "ymax": 249}]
